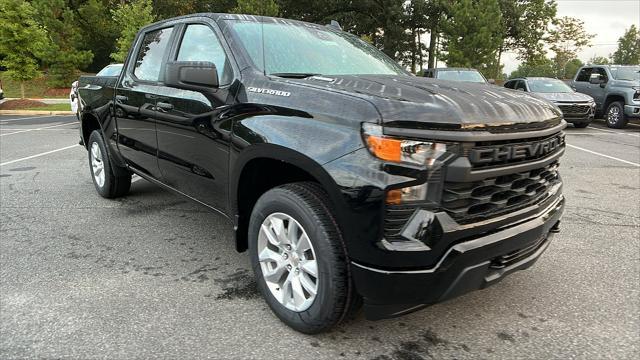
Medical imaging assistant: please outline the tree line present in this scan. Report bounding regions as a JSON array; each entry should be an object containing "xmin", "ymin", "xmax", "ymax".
[{"xmin": 1, "ymin": 0, "xmax": 639, "ymax": 97}]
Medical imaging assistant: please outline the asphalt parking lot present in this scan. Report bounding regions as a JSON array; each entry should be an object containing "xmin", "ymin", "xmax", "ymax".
[{"xmin": 1, "ymin": 114, "xmax": 638, "ymax": 359}]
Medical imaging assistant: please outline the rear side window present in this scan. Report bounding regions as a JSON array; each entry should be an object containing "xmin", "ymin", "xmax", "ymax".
[
  {"xmin": 504, "ymin": 80, "xmax": 514, "ymax": 89},
  {"xmin": 576, "ymin": 68, "xmax": 592, "ymax": 82},
  {"xmin": 177, "ymin": 24, "xmax": 231, "ymax": 85},
  {"xmin": 133, "ymin": 27, "xmax": 174, "ymax": 82}
]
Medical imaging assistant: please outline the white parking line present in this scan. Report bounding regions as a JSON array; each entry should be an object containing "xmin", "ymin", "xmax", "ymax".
[
  {"xmin": 0, "ymin": 145, "xmax": 78, "ymax": 167},
  {"xmin": 566, "ymin": 144, "xmax": 640, "ymax": 167},
  {"xmin": 0, "ymin": 122, "xmax": 76, "ymax": 136},
  {"xmin": 588, "ymin": 126, "xmax": 640, "ymax": 138},
  {"xmin": 0, "ymin": 115, "xmax": 51, "ymax": 122}
]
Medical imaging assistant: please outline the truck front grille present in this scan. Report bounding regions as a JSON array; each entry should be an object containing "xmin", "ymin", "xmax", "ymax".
[
  {"xmin": 442, "ymin": 161, "xmax": 560, "ymax": 224},
  {"xmin": 557, "ymin": 104, "xmax": 591, "ymax": 115}
]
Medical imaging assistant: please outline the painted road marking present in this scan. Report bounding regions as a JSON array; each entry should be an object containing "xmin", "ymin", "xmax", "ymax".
[
  {"xmin": 587, "ymin": 126, "xmax": 640, "ymax": 138},
  {"xmin": 566, "ymin": 144, "xmax": 640, "ymax": 167},
  {"xmin": 0, "ymin": 145, "xmax": 78, "ymax": 167},
  {"xmin": 0, "ymin": 115, "xmax": 52, "ymax": 122},
  {"xmin": 0, "ymin": 122, "xmax": 76, "ymax": 136}
]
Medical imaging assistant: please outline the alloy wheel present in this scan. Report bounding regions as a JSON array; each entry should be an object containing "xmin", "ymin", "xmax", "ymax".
[
  {"xmin": 257, "ymin": 212, "xmax": 319, "ymax": 312},
  {"xmin": 90, "ymin": 142, "xmax": 105, "ymax": 188},
  {"xmin": 608, "ymin": 106, "xmax": 620, "ymax": 125}
]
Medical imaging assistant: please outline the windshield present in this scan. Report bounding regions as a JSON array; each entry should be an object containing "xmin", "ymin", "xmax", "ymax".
[
  {"xmin": 609, "ymin": 66, "xmax": 640, "ymax": 81},
  {"xmin": 436, "ymin": 70, "xmax": 486, "ymax": 83},
  {"xmin": 528, "ymin": 78, "xmax": 574, "ymax": 93},
  {"xmin": 96, "ymin": 64, "xmax": 123, "ymax": 77},
  {"xmin": 227, "ymin": 20, "xmax": 406, "ymax": 76}
]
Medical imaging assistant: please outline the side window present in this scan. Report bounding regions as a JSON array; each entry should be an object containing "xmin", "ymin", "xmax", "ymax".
[
  {"xmin": 576, "ymin": 68, "xmax": 592, "ymax": 82},
  {"xmin": 177, "ymin": 24, "xmax": 231, "ymax": 85},
  {"xmin": 133, "ymin": 27, "xmax": 174, "ymax": 82},
  {"xmin": 515, "ymin": 80, "xmax": 527, "ymax": 91},
  {"xmin": 504, "ymin": 80, "xmax": 514, "ymax": 89}
]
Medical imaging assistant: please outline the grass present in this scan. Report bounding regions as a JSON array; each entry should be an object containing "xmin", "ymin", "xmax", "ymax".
[
  {"xmin": 22, "ymin": 103, "xmax": 72, "ymax": 111},
  {"xmin": 0, "ymin": 73, "xmax": 69, "ymax": 99}
]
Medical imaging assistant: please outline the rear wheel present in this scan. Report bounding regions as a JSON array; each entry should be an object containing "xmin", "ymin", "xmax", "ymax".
[
  {"xmin": 248, "ymin": 182, "xmax": 360, "ymax": 333},
  {"xmin": 605, "ymin": 101, "xmax": 628, "ymax": 128},
  {"xmin": 88, "ymin": 130, "xmax": 131, "ymax": 198}
]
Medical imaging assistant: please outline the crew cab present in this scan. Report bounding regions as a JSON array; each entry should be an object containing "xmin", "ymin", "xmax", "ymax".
[
  {"xmin": 77, "ymin": 14, "xmax": 565, "ymax": 334},
  {"xmin": 571, "ymin": 65, "xmax": 640, "ymax": 128}
]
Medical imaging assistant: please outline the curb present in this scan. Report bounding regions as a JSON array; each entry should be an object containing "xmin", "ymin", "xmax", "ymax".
[{"xmin": 0, "ymin": 110, "xmax": 75, "ymax": 116}]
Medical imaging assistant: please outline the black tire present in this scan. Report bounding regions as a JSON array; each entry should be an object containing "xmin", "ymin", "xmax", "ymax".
[
  {"xmin": 605, "ymin": 101, "xmax": 628, "ymax": 129},
  {"xmin": 248, "ymin": 182, "xmax": 360, "ymax": 333},
  {"xmin": 87, "ymin": 130, "xmax": 131, "ymax": 198},
  {"xmin": 573, "ymin": 122, "xmax": 590, "ymax": 128}
]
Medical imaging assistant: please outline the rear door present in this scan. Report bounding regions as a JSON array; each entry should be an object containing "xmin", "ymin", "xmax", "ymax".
[
  {"xmin": 115, "ymin": 26, "xmax": 176, "ymax": 178},
  {"xmin": 154, "ymin": 21, "xmax": 237, "ymax": 211}
]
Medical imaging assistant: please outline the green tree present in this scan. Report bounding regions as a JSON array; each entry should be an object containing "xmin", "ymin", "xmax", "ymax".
[
  {"xmin": 547, "ymin": 16, "xmax": 592, "ymax": 78},
  {"xmin": 74, "ymin": 0, "xmax": 121, "ymax": 72},
  {"xmin": 441, "ymin": 0, "xmax": 503, "ymax": 71},
  {"xmin": 0, "ymin": 0, "xmax": 48, "ymax": 98},
  {"xmin": 611, "ymin": 25, "xmax": 640, "ymax": 65},
  {"xmin": 233, "ymin": 0, "xmax": 279, "ymax": 16},
  {"xmin": 496, "ymin": 0, "xmax": 557, "ymax": 72},
  {"xmin": 561, "ymin": 58, "xmax": 583, "ymax": 79},
  {"xmin": 508, "ymin": 57, "xmax": 555, "ymax": 78},
  {"xmin": 32, "ymin": 0, "xmax": 94, "ymax": 87},
  {"xmin": 110, "ymin": 0, "xmax": 156, "ymax": 63},
  {"xmin": 588, "ymin": 55, "xmax": 609, "ymax": 65}
]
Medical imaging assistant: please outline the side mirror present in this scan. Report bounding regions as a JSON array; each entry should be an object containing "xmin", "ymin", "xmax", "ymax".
[
  {"xmin": 487, "ymin": 79, "xmax": 496, "ymax": 84},
  {"xmin": 165, "ymin": 61, "xmax": 218, "ymax": 91}
]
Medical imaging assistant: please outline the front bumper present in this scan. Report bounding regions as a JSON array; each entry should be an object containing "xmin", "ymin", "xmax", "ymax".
[
  {"xmin": 351, "ymin": 194, "xmax": 564, "ymax": 320},
  {"xmin": 624, "ymin": 104, "xmax": 640, "ymax": 118}
]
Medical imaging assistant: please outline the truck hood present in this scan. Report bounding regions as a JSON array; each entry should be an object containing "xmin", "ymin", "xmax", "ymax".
[
  {"xmin": 282, "ymin": 75, "xmax": 561, "ymax": 127},
  {"xmin": 532, "ymin": 91, "xmax": 594, "ymax": 103}
]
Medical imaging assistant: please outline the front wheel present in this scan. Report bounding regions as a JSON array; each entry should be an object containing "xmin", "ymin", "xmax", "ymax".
[
  {"xmin": 88, "ymin": 130, "xmax": 131, "ymax": 198},
  {"xmin": 605, "ymin": 101, "xmax": 628, "ymax": 129},
  {"xmin": 248, "ymin": 182, "xmax": 360, "ymax": 333}
]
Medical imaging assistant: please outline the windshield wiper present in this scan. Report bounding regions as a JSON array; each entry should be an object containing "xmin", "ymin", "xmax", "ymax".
[{"xmin": 269, "ymin": 72, "xmax": 321, "ymax": 79}]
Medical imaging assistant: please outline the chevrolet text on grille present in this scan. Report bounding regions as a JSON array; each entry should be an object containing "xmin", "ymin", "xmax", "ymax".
[{"xmin": 469, "ymin": 135, "xmax": 565, "ymax": 164}]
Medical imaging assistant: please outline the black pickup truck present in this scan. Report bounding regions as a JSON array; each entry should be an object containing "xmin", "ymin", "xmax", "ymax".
[{"xmin": 78, "ymin": 13, "xmax": 565, "ymax": 333}]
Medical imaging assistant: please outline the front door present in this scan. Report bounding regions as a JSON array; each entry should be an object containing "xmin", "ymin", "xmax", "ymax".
[
  {"xmin": 154, "ymin": 22, "xmax": 237, "ymax": 211},
  {"xmin": 115, "ymin": 26, "xmax": 176, "ymax": 178}
]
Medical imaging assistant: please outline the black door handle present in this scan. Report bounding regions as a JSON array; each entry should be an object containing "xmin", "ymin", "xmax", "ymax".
[{"xmin": 156, "ymin": 102, "xmax": 174, "ymax": 111}]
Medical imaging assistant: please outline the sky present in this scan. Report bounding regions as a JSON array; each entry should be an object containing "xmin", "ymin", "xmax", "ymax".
[{"xmin": 500, "ymin": 0, "xmax": 640, "ymax": 74}]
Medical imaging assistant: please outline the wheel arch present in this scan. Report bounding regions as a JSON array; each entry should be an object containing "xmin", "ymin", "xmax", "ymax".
[
  {"xmin": 80, "ymin": 112, "xmax": 102, "ymax": 150},
  {"xmin": 604, "ymin": 94, "xmax": 625, "ymax": 110},
  {"xmin": 230, "ymin": 144, "xmax": 347, "ymax": 252}
]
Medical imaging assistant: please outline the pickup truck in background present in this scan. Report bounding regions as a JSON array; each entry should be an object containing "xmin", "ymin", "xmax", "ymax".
[
  {"xmin": 78, "ymin": 13, "xmax": 565, "ymax": 334},
  {"xmin": 571, "ymin": 64, "xmax": 640, "ymax": 128}
]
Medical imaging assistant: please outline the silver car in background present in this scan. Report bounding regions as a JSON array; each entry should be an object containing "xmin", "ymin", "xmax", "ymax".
[{"xmin": 505, "ymin": 77, "xmax": 595, "ymax": 128}]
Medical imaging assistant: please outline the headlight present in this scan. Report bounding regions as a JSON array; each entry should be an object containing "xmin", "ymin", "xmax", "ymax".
[
  {"xmin": 362, "ymin": 123, "xmax": 449, "ymax": 205},
  {"xmin": 362, "ymin": 123, "xmax": 447, "ymax": 166}
]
